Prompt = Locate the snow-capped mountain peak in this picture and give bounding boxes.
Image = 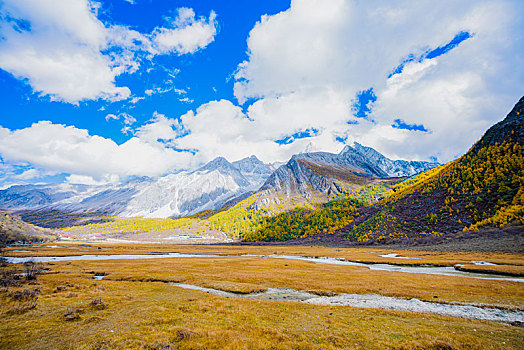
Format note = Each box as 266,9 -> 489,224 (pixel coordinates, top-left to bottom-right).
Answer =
0,144 -> 438,219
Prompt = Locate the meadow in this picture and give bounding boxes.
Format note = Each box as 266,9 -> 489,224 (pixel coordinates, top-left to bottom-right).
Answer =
1,243 -> 523,349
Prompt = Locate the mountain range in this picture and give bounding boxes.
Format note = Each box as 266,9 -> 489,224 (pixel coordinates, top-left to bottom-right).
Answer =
234,95 -> 524,243
0,144 -> 439,219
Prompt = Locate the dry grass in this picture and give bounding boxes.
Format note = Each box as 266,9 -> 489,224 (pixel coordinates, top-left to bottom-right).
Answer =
198,280 -> 267,294
2,245 -> 523,349
41,256 -> 524,308
455,264 -> 524,276
4,243 -> 524,264
0,272 -> 523,350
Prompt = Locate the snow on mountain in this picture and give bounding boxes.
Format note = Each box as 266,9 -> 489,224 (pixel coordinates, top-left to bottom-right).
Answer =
0,183 -> 92,210
0,155 -> 273,219
232,155 -> 273,188
0,146 -> 438,219
350,142 -> 440,177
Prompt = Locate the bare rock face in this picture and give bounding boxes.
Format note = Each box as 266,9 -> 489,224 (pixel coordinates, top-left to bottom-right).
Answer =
0,155 -> 272,219
0,143 -> 440,219
261,144 -> 440,196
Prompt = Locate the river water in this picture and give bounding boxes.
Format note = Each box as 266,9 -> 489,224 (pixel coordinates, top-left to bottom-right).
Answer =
4,252 -> 523,282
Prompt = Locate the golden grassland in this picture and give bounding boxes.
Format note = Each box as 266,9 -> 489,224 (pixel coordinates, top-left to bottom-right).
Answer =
454,264 -> 524,276
1,274 -> 522,350
0,252 -> 523,349
1,244 -> 524,349
4,242 -> 524,267
50,256 -> 524,308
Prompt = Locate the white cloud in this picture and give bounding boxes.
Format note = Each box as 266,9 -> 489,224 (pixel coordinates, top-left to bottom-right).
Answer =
14,168 -> 42,180
105,113 -> 119,121
122,113 -> 136,125
105,112 -> 136,130
135,112 -> 182,144
1,0 -> 523,185
173,97 -> 348,163
232,0 -> 524,162
152,8 -> 218,55
0,0 -> 130,103
0,121 -> 194,180
144,86 -> 187,96
129,96 -> 145,104
0,1 -> 217,103
66,174 -> 112,186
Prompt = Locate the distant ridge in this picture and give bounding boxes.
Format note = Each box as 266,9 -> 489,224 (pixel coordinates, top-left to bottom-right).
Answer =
261,143 -> 439,196
338,95 -> 524,241
0,144 -> 439,220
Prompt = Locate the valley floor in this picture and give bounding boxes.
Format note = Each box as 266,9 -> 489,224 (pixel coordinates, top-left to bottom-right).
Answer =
1,243 -> 523,349
267,225 -> 524,254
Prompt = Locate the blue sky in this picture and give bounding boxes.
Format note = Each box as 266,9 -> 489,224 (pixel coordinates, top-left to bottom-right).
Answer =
0,0 -> 290,144
0,0 -> 523,188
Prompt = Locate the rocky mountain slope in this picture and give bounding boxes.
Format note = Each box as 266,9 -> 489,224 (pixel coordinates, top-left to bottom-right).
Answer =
0,211 -> 56,244
262,144 -> 439,195
0,144 -> 438,221
0,156 -> 272,219
232,96 -> 523,243
251,144 -> 438,212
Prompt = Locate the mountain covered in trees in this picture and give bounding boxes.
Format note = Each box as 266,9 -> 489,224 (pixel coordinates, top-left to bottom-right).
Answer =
3,94 -> 520,244
341,95 -> 524,242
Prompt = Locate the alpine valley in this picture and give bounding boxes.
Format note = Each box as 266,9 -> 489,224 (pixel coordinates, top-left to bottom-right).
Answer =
1,97 -> 523,246
0,143 -> 436,219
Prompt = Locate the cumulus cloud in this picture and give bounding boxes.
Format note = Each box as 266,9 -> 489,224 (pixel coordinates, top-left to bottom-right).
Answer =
1,0 -> 523,184
233,0 -> 524,162
0,0 -> 131,103
0,1 -> 217,103
173,97 -> 349,163
0,121 -> 194,180
152,8 -> 218,55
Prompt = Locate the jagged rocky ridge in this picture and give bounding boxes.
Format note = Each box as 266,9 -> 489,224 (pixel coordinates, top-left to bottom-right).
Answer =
0,145 -> 438,219
262,143 -> 439,195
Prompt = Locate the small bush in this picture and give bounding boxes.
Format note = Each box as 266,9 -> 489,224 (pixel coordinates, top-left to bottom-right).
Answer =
0,269 -> 19,289
63,306 -> 80,321
142,341 -> 172,350
7,288 -> 39,314
90,297 -> 106,310
170,328 -> 196,343
23,261 -> 42,281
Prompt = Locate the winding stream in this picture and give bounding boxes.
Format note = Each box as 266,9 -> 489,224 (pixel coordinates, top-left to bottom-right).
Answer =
171,283 -> 524,323
4,251 -> 523,323
3,252 -> 524,282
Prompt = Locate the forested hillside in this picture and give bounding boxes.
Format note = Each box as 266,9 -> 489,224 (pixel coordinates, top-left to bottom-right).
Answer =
342,96 -> 524,242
